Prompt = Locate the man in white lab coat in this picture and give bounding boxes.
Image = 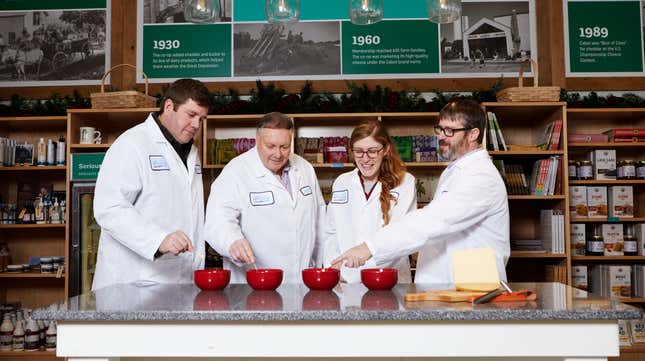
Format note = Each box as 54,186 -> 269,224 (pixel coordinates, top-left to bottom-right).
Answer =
92,79 -> 211,290
333,99 -> 510,283
205,112 -> 326,284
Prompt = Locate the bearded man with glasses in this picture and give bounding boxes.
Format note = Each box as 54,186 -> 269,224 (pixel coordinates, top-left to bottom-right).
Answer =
332,99 -> 510,285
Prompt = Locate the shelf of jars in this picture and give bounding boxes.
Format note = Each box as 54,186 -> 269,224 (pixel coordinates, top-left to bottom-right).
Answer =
0,166 -> 66,172
510,252 -> 567,259
572,256 -> 645,261
571,217 -> 645,223
488,150 -> 566,156
569,143 -> 645,149
0,224 -> 65,229
507,195 -> 567,200
570,180 -> 645,185
0,273 -> 64,279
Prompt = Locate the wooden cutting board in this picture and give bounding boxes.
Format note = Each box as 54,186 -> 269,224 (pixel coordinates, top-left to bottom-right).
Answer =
404,290 -> 487,302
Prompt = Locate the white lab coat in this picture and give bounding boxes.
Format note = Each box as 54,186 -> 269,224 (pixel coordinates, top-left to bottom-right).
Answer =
325,169 -> 416,283
92,114 -> 205,290
205,147 -> 326,284
365,149 -> 510,284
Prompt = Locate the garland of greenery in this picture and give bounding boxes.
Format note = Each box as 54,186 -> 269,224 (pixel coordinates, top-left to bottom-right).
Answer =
2,81 -> 645,117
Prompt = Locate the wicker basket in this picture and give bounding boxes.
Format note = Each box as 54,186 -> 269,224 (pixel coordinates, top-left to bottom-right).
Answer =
496,59 -> 560,102
91,64 -> 157,109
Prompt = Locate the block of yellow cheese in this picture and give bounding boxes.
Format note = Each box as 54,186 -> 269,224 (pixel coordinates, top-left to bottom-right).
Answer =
451,247 -> 500,292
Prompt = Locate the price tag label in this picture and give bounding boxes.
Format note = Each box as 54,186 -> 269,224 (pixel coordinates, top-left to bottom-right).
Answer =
566,1 -> 643,74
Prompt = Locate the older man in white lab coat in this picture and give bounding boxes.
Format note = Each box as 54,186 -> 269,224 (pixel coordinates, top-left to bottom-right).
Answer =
205,112 -> 326,284
333,99 -> 510,284
92,79 -> 211,290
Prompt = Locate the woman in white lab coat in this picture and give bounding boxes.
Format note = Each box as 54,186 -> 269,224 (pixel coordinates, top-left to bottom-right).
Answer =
326,120 -> 416,283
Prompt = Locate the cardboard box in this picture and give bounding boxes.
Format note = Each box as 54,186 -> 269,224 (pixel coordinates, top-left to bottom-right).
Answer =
572,266 -> 588,290
569,186 -> 588,219
602,223 -> 624,256
588,149 -> 616,180
608,186 -> 634,218
570,223 -> 586,256
587,186 -> 608,218
609,265 -> 631,298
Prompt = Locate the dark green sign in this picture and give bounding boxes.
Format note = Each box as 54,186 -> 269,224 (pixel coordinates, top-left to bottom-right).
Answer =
143,24 -> 232,78
567,1 -> 643,73
342,20 -> 439,74
70,153 -> 105,181
0,0 -> 105,10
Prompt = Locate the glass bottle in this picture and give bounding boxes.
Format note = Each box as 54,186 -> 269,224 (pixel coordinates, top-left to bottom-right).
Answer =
586,224 -> 604,256
623,224 -> 638,256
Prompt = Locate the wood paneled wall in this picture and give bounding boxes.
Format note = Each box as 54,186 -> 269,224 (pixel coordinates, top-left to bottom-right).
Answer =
0,0 -> 643,100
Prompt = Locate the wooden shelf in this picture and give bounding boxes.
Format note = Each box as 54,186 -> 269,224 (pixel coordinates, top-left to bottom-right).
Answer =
205,162 -> 449,169
570,217 -> 645,223
572,256 -> 645,261
613,297 -> 645,303
405,162 -> 449,168
622,343 -> 645,353
570,180 -> 645,185
569,142 -> 645,148
510,252 -> 567,258
507,195 -> 566,200
0,116 -> 66,127
483,102 -> 567,107
489,150 -> 565,156
0,166 -> 66,171
70,143 -> 111,149
0,350 -> 58,359
0,273 -> 64,279
0,223 -> 65,229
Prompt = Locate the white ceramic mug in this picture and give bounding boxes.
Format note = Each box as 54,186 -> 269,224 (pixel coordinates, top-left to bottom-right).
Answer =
80,127 -> 101,144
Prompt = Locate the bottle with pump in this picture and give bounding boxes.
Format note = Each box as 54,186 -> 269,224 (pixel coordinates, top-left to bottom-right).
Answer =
56,135 -> 66,166
46,139 -> 55,166
50,198 -> 60,224
36,138 -> 46,166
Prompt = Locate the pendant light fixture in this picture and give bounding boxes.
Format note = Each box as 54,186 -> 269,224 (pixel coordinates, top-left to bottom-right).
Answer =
427,0 -> 461,24
349,0 -> 384,25
184,0 -> 220,23
266,0 -> 300,24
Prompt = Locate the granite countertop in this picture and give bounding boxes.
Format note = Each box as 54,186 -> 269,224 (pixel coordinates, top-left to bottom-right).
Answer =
33,282 -> 642,322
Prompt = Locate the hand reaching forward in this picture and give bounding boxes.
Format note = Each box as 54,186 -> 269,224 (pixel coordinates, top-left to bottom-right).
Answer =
229,238 -> 256,264
158,230 -> 194,255
331,243 -> 372,268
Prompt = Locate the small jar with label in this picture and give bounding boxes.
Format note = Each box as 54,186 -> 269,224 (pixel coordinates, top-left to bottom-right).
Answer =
637,160 -> 645,180
568,160 -> 579,180
586,224 -> 605,256
617,160 -> 636,180
577,160 -> 593,180
623,224 -> 638,256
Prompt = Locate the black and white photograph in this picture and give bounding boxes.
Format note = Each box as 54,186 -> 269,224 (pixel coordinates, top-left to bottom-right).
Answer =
143,0 -> 232,23
440,1 -> 532,74
234,22 -> 340,77
0,10 -> 107,82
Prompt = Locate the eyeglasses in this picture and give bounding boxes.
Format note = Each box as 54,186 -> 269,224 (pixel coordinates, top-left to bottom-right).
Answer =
352,147 -> 384,159
433,125 -> 473,137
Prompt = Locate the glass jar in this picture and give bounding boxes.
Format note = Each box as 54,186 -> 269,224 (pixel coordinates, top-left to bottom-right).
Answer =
617,160 -> 636,180
623,224 -> 638,256
637,160 -> 645,180
577,160 -> 593,180
568,160 -> 579,180
586,224 -> 605,256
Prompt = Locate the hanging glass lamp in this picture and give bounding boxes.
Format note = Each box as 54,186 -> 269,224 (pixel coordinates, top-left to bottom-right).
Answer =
349,0 -> 383,25
427,0 -> 461,24
184,0 -> 220,23
266,0 -> 300,24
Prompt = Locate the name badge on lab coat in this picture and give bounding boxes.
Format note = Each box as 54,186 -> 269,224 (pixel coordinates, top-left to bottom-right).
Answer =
149,155 -> 170,171
331,189 -> 348,204
249,191 -> 275,206
300,186 -> 312,196
194,164 -> 202,174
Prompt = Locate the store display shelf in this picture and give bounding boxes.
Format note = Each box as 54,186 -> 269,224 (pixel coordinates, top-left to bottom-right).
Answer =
489,150 -> 565,156
507,195 -> 567,200
510,252 -> 567,258
0,166 -> 66,172
0,116 -> 66,127
621,343 -> 645,353
569,179 -> 645,185
572,256 -> 645,261
0,223 -> 65,229
569,142 -> 645,148
571,217 -> 645,223
0,350 -> 57,359
70,143 -> 111,149
0,273 -> 64,279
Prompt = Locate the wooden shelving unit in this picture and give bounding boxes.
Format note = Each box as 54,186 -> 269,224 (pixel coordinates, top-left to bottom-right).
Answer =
0,224 -> 65,229
572,256 -> 645,261
0,273 -> 64,278
0,166 -> 66,171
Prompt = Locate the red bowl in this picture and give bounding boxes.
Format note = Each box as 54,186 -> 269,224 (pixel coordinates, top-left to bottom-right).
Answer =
246,269 -> 283,291
193,291 -> 230,310
246,290 -> 283,310
302,268 -> 340,290
360,268 -> 398,291
194,269 -> 230,291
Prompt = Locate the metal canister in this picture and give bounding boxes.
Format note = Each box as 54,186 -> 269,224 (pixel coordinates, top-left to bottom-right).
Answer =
568,160 -> 579,180
577,160 -> 593,180
617,160 -> 636,180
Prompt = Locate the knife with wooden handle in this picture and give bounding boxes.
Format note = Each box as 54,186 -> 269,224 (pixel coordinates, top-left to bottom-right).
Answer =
471,288 -> 505,304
